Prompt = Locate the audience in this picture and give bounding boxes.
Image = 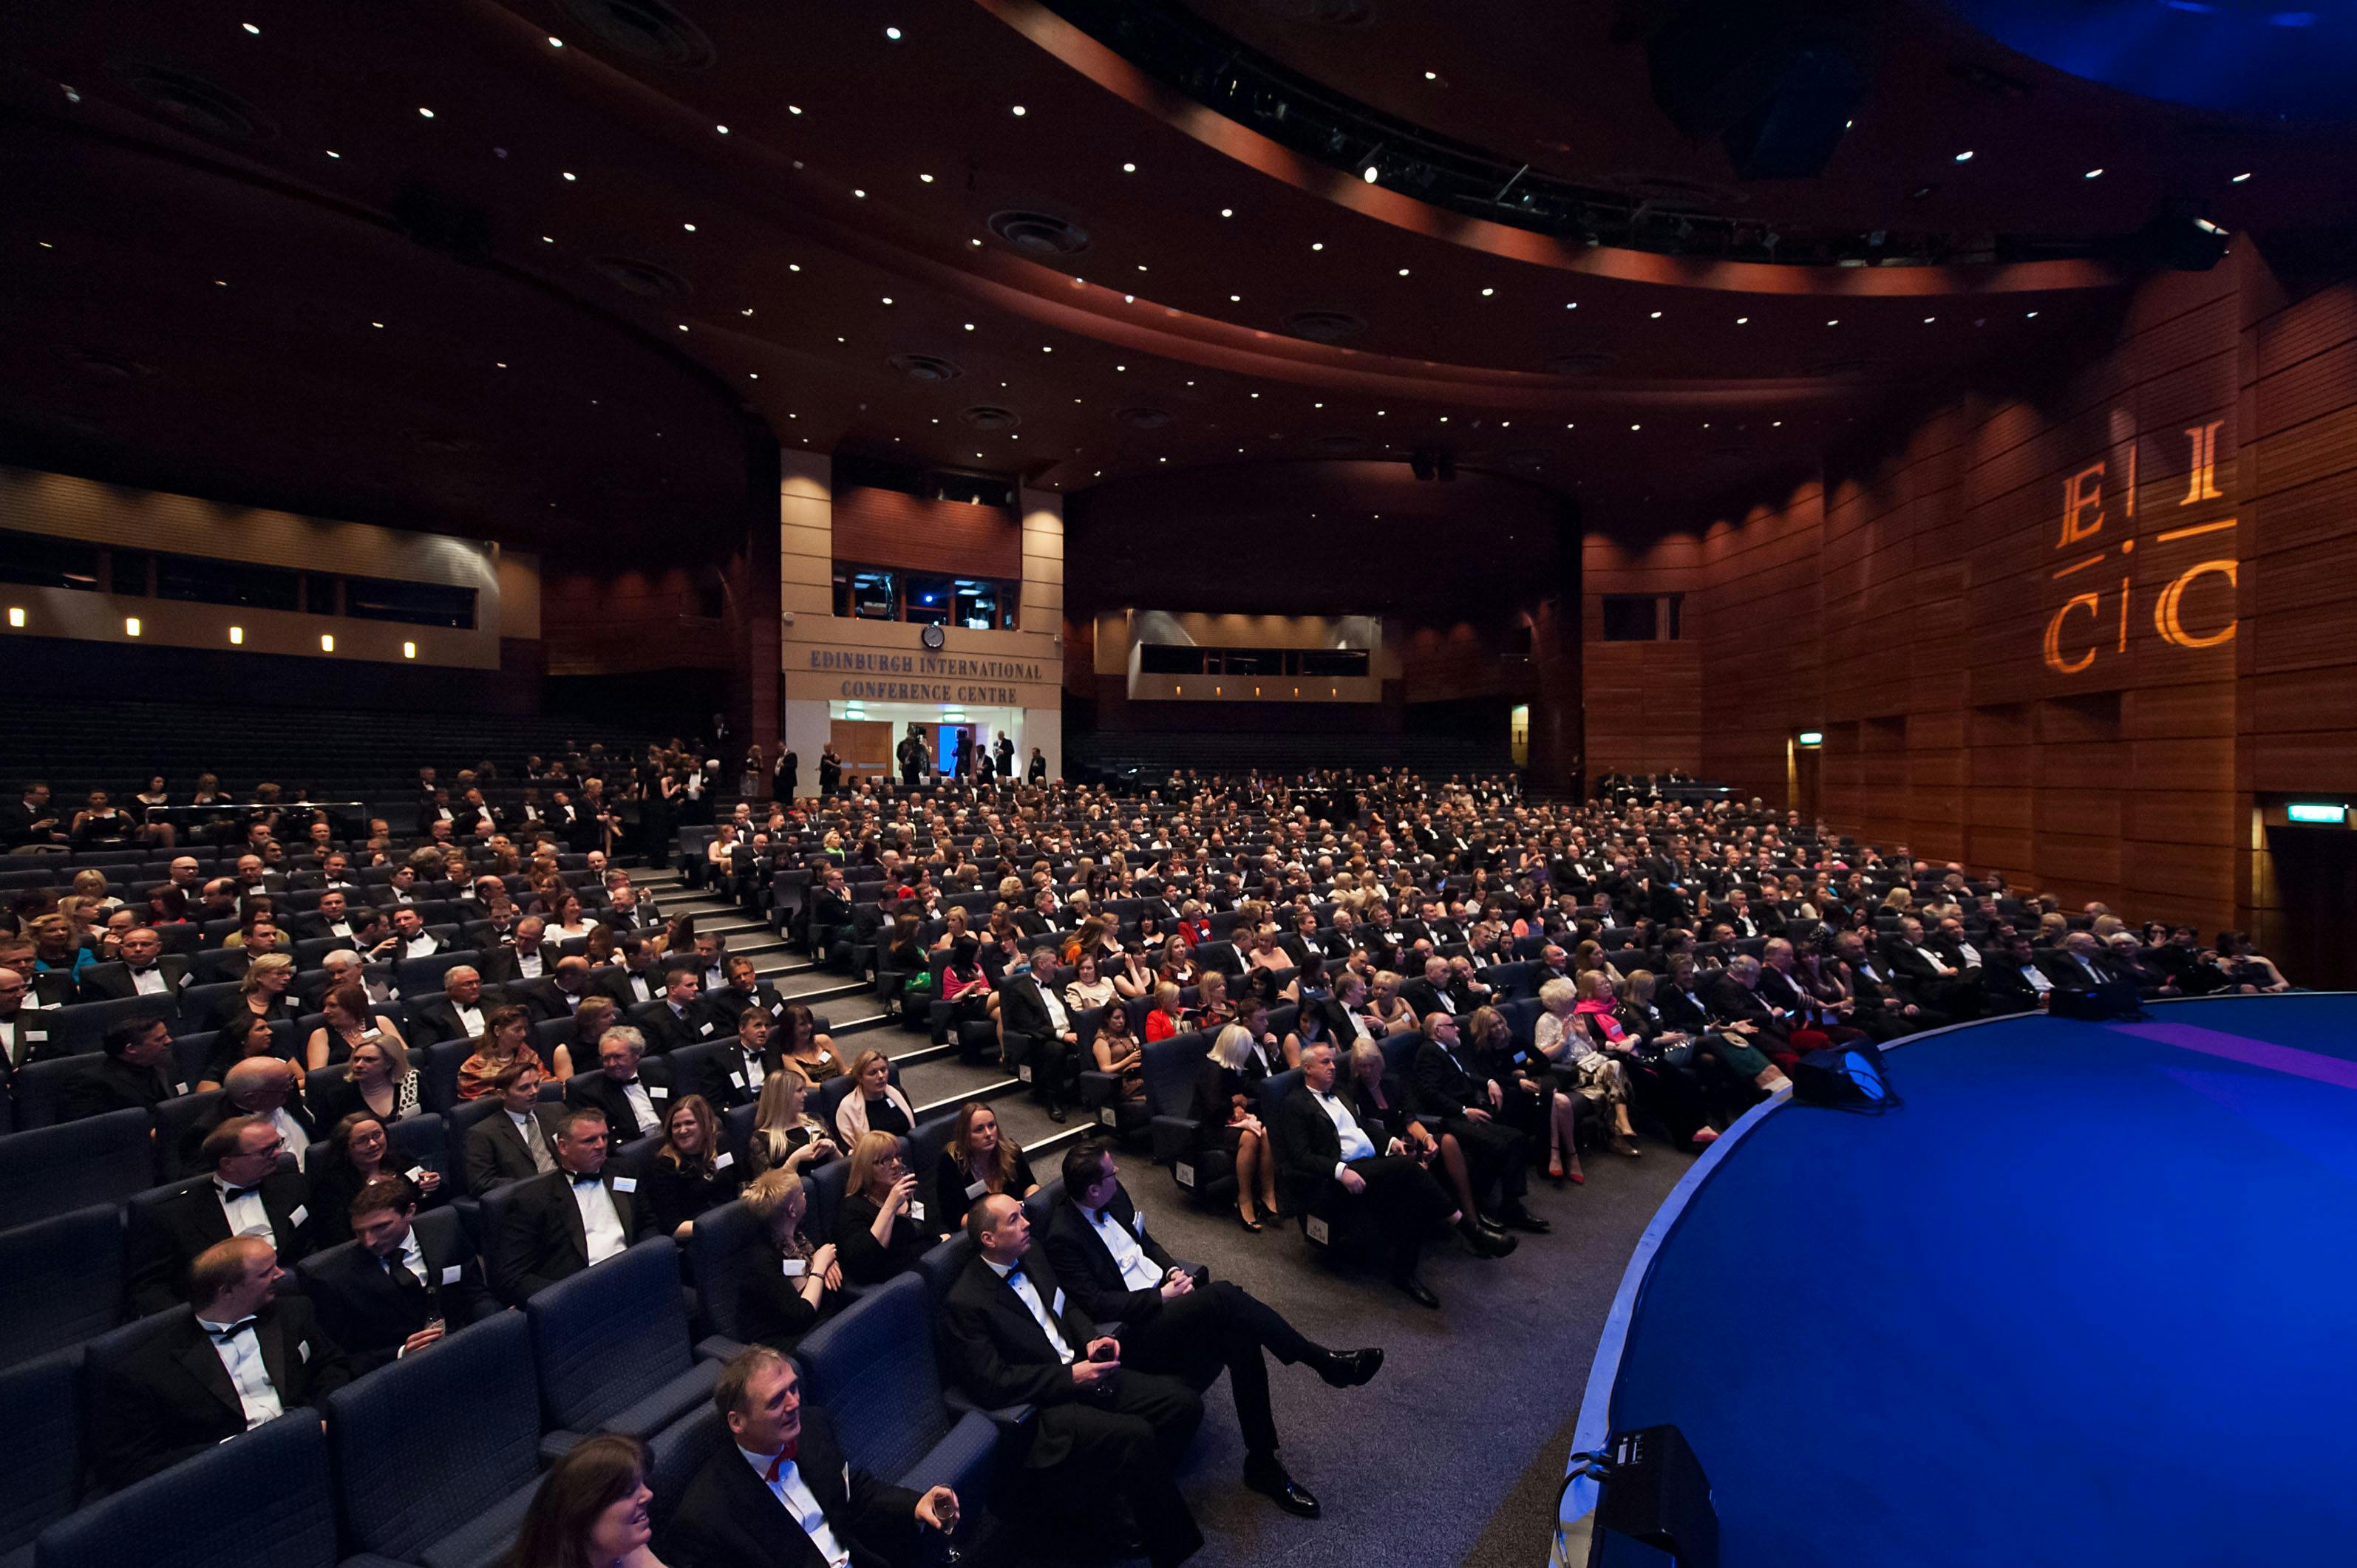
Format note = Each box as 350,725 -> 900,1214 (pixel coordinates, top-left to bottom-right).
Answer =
742,1068 -> 839,1179
832,1130 -> 928,1286
732,1168 -> 840,1350
831,1049 -> 915,1144
463,1057 -> 563,1190
305,1176 -> 486,1374
642,1093 -> 741,1241
490,1105 -> 646,1304
931,1100 -> 1037,1238
513,1433 -> 664,1568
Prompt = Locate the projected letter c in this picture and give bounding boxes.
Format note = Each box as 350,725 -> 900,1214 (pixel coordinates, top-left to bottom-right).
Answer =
2043,593 -> 2102,674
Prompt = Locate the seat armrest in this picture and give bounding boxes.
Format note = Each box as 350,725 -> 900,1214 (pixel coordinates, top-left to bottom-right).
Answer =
694,1334 -> 746,1363
942,1386 -> 1036,1431
1149,1115 -> 1197,1166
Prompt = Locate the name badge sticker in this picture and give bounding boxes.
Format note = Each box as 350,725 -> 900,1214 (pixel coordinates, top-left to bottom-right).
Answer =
441,1264 -> 463,1285
783,1257 -> 808,1278
289,1204 -> 309,1227
714,1151 -> 735,1170
965,1179 -> 987,1200
611,1176 -> 638,1193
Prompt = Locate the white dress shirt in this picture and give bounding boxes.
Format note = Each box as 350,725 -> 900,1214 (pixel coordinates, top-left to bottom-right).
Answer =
452,1002 -> 486,1037
1953,941 -> 1982,967
514,949 -> 545,980
569,1174 -> 627,1264
2020,964 -> 2054,994
627,972 -> 654,1004
1039,982 -> 1071,1032
197,1315 -> 283,1429
510,1108 -> 558,1174
393,1227 -> 429,1287
1083,1204 -> 1160,1292
984,1256 -> 1075,1363
403,934 -> 440,958
129,964 -> 171,996
1311,1087 -> 1377,1177
216,1176 -> 276,1245
619,1077 -> 656,1133
737,1446 -> 850,1568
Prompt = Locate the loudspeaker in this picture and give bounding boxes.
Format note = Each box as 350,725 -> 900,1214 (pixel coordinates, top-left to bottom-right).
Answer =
1792,1040 -> 1894,1108
1591,1424 -> 1719,1568
2049,981 -> 2146,1021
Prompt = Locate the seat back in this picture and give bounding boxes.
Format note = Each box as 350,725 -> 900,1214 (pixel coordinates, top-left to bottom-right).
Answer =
154,1090 -> 228,1182
806,1152 -> 853,1247
442,1097 -> 506,1197
51,995 -> 181,1057
685,1198 -> 762,1342
1378,1030 -> 1426,1083
396,949 -> 482,999
0,1350 -> 81,1559
0,1204 -> 125,1368
1140,1029 -> 1208,1123
644,1403 -> 729,1544
37,1408 -> 336,1568
526,1236 -> 693,1434
11,1055 -> 98,1132
916,1232 -> 972,1301
387,1112 -> 446,1188
1257,1067 -> 1304,1126
0,1111 -> 155,1230
796,1274 -> 950,1482
328,1310 -> 540,1562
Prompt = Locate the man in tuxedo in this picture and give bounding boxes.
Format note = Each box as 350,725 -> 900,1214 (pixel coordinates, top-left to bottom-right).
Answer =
698,1009 -> 785,1112
180,1057 -> 318,1175
1884,917 -> 1983,1021
128,1114 -> 316,1314
2042,931 -> 2127,992
1412,1014 -> 1548,1234
293,890 -> 364,946
686,931 -> 733,996
477,915 -> 560,986
638,967 -> 722,1054
367,906 -> 443,964
461,1058 -> 565,1192
567,1025 -> 674,1142
665,1346 -> 957,1568
1831,932 -> 1945,1040
90,1237 -> 350,1493
524,955 -> 602,1023
998,946 -> 1081,1124
416,788 -> 458,839
303,1177 -> 488,1374
1718,887 -> 1778,941
806,870 -> 853,954
1042,1141 -> 1379,1516
1703,956 -> 1797,1060
1983,934 -> 2055,1015
0,965 -> 64,1076
713,955 -> 789,1023
408,964 -> 499,1048
76,926 -> 191,999
1398,955 -> 1460,1020
58,1017 -> 187,1123
489,1106 -> 645,1304
1271,1043 -> 1500,1307
936,1195 -> 1204,1568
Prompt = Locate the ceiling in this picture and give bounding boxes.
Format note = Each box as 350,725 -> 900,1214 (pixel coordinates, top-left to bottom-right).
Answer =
0,0 -> 2346,550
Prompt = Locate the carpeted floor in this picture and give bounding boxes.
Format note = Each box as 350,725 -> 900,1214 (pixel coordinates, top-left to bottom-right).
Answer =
1087,1139 -> 1695,1568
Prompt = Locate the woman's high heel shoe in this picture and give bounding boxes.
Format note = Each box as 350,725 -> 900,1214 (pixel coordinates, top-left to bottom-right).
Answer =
1236,1210 -> 1263,1233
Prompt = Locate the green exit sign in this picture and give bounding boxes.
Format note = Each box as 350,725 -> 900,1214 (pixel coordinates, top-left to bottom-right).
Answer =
2288,802 -> 2348,825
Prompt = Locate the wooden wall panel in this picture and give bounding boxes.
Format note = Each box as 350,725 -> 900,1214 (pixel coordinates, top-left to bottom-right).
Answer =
1575,242 -> 2357,944
831,487 -> 1022,580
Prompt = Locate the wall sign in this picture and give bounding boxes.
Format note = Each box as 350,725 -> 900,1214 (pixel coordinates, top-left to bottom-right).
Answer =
2043,419 -> 2239,675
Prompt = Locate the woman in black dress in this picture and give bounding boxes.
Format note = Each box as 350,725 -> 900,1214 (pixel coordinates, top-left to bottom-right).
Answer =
834,1131 -> 927,1285
735,1168 -> 840,1350
642,1094 -> 744,1241
307,1114 -> 439,1247
1190,1023 -> 1279,1232
931,1101 -> 1037,1238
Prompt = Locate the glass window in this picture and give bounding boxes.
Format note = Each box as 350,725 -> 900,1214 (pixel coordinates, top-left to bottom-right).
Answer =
831,562 -> 1016,627
1139,644 -> 1205,675
111,549 -> 153,597
156,553 -> 302,611
1601,596 -> 1659,641
0,530 -> 102,591
1217,647 -> 1285,676
905,574 -> 954,627
344,576 -> 477,629
1299,649 -> 1370,678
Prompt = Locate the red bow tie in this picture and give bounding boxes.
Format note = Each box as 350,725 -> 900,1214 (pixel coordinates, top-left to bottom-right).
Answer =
763,1443 -> 799,1482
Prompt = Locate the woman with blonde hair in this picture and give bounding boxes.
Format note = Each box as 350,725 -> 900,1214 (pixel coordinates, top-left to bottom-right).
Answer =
1191,1023 -> 1279,1231
834,1130 -> 925,1284
744,1068 -> 839,1179
1365,970 -> 1417,1035
831,1049 -> 916,1143
735,1168 -> 840,1349
234,952 -> 298,1026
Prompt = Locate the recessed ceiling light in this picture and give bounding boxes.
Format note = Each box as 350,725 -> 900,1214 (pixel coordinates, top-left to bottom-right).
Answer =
494,360 -> 507,368
715,124 -> 728,134
962,322 -> 975,331
741,307 -> 754,316
1565,422 -> 1575,429
1826,318 -> 1839,326
562,171 -> 577,181
1310,242 -> 1324,252
1439,415 -> 1449,422
242,21 -> 262,35
1735,316 -> 1749,324
2027,310 -> 2039,318
1923,316 -> 1936,323
1229,293 -> 1241,301
1220,208 -> 1234,218
2084,168 -> 2103,179
789,104 -> 803,115
1954,149 -> 1974,162
1136,264 -> 1148,272
2232,171 -> 2252,183
1630,423 -> 1640,431
540,235 -> 554,244
548,34 -> 564,47
1042,345 -> 1052,352
1121,162 -> 1136,173
1251,392 -> 1260,398
678,324 -> 689,332
884,25 -> 902,40
749,372 -> 758,379
370,320 -> 384,328
1773,420 -> 1783,426
326,149 -> 341,158
788,263 -> 800,273
418,106 -> 435,118
1480,287 -> 1495,297
1565,301 -> 1578,309
880,296 -> 894,305
1115,364 -> 1126,371
1010,105 -> 1027,117
684,222 -> 697,232
853,188 -> 866,197
1650,310 -> 1662,318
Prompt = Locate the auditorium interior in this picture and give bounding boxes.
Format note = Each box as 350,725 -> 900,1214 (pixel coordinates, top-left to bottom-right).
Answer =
4,3 -> 2356,1567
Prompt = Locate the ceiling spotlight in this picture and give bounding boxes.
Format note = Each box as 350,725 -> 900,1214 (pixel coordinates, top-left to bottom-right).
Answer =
1826,318 -> 1839,326
540,234 -> 554,243
1480,287 -> 1494,297
1650,310 -> 1663,318
1398,267 -> 1410,276
853,188 -> 866,197
1042,345 -> 1053,352
494,360 -> 508,367
370,320 -> 384,329
1011,105 -> 1026,117
562,171 -> 577,181
2232,171 -> 2253,183
418,106 -> 435,118
678,323 -> 689,332
683,222 -> 697,232
2084,168 -> 2103,179
1735,316 -> 1749,324
789,104 -> 803,115
1363,164 -> 1380,183
2026,310 -> 2040,318
1923,316 -> 1936,323
326,149 -> 341,158
1565,301 -> 1578,309
962,322 -> 974,330
1220,208 -> 1234,218
1121,162 -> 1137,173
1773,420 -> 1783,426
715,123 -> 728,134
1310,242 -> 1324,252
242,21 -> 261,35
1630,423 -> 1641,431
548,34 -> 562,47
1954,149 -> 1974,162
788,263 -> 800,271
1230,293 -> 1242,301
884,25 -> 902,39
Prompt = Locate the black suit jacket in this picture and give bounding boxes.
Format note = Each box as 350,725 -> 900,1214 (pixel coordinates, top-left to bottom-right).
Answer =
58,1055 -> 188,1124
1040,1185 -> 1179,1326
2041,950 -> 2126,991
409,992 -> 511,1050
76,957 -> 193,1001
696,1043 -> 786,1112
126,1170 -> 316,1315
520,976 -> 600,1023
638,998 -> 724,1054
596,965 -> 666,1012
474,941 -> 562,987
1411,1034 -> 1499,1120
490,1168 -> 646,1303
996,974 -> 1071,1043
301,1207 -> 489,1374
936,1249 -> 1101,1463
1271,1081 -> 1361,1215
565,1059 -> 676,1142
1398,978 -> 1455,1020
662,1402 -> 921,1568
461,1102 -> 568,1193
89,1299 -> 350,1493
1983,961 -> 2051,1015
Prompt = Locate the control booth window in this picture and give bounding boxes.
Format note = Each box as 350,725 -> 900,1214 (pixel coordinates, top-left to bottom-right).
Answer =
831,563 -> 1018,630
1137,644 -> 1371,678
0,528 -> 102,591
1601,593 -> 1684,642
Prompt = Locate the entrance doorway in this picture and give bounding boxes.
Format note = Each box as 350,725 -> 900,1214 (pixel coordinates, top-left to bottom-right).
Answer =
2262,825 -> 2357,991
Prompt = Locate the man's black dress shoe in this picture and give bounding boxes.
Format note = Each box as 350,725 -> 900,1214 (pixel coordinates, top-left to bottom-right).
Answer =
1244,1457 -> 1322,1518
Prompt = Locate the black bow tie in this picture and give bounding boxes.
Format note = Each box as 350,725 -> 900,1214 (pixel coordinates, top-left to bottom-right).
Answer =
220,1184 -> 261,1202
208,1317 -> 257,1341
570,1173 -> 602,1188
